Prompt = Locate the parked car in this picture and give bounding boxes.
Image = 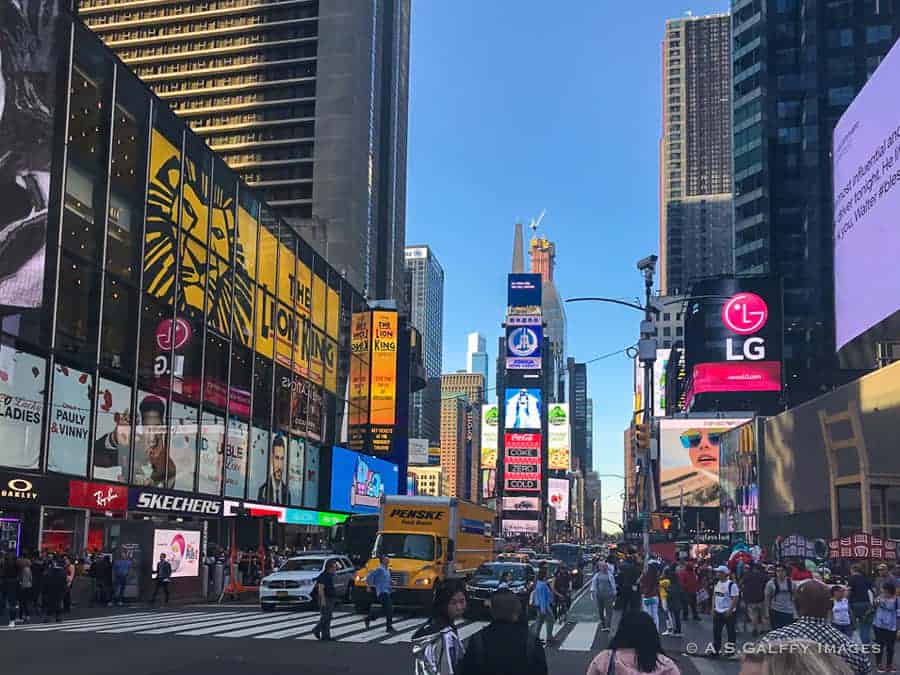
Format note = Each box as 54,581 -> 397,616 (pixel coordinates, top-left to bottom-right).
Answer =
259,554 -> 355,611
465,562 -> 535,618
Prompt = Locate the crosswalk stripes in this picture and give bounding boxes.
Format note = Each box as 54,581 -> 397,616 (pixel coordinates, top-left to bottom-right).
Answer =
12,609 -> 613,652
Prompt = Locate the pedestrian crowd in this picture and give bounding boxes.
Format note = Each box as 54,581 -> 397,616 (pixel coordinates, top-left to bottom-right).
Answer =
0,550 -> 79,627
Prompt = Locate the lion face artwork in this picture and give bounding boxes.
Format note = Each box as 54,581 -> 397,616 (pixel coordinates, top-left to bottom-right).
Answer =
143,131 -> 252,344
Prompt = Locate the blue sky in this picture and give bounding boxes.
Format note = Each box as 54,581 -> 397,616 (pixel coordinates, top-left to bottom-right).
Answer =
405,1 -> 728,529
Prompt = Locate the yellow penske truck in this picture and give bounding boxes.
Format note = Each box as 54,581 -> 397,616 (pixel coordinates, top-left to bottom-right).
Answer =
352,495 -> 495,610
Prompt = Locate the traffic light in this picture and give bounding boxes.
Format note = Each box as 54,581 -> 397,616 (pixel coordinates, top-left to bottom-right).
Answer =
634,423 -> 651,452
649,512 -> 680,539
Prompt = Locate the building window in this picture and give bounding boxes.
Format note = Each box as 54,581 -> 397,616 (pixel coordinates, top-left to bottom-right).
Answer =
866,25 -> 892,44
828,86 -> 856,106
47,362 -> 93,476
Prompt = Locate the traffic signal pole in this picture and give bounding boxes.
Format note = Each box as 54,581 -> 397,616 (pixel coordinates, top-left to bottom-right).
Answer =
639,258 -> 656,568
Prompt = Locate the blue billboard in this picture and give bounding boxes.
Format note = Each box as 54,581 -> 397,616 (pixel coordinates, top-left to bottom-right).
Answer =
507,273 -> 542,313
504,388 -> 542,430
330,446 -> 399,514
506,321 -> 542,370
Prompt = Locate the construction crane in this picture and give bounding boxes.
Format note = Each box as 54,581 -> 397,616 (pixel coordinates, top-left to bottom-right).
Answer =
529,209 -> 546,235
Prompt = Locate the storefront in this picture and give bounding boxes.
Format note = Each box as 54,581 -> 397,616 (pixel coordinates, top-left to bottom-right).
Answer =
126,487 -> 221,600
0,471 -> 68,555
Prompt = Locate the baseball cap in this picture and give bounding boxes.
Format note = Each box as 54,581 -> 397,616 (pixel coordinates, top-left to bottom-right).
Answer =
715,565 -> 730,574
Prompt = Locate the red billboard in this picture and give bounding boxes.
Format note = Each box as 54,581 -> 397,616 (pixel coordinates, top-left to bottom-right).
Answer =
504,432 -> 541,492
68,480 -> 129,513
686,361 -> 782,405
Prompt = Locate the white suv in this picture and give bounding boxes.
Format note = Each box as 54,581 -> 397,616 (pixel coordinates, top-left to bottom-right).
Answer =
259,555 -> 355,611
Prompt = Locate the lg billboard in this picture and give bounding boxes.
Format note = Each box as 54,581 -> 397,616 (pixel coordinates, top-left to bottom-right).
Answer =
684,277 -> 783,410
833,37 -> 900,352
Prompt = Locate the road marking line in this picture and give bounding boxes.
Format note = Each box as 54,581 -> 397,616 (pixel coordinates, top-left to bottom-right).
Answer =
211,614 -> 323,638
47,612 -> 203,633
456,621 -> 489,641
130,612 -> 264,635
256,613 -> 364,639
18,612 -> 161,631
559,621 -> 598,651
177,613 -> 307,636
295,614 -> 380,640
342,617 -> 423,643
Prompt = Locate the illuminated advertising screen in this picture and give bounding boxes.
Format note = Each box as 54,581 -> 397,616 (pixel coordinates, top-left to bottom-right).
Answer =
329,446 -> 399,514
502,496 -> 540,512
480,404 -> 499,469
506,319 -> 542,370
548,478 -> 570,521
504,432 -> 541,492
507,273 -> 542,314
504,388 -> 542,430
502,519 -> 539,536
719,421 -> 759,534
654,349 -> 671,417
683,277 -> 782,407
834,38 -> 900,349
0,346 -> 45,470
547,403 -> 570,470
152,529 -> 201,578
369,311 -> 398,426
348,310 -> 399,455
0,0 -> 60,310
659,417 -> 750,508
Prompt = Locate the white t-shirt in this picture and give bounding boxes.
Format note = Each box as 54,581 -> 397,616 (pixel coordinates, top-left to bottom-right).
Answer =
832,598 -> 851,626
714,579 -> 739,614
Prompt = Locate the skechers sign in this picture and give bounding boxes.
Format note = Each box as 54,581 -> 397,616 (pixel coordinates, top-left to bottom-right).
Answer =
506,319 -> 542,370
129,488 -> 222,516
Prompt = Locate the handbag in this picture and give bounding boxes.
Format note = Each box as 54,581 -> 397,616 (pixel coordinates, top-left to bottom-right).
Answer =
606,648 -> 617,675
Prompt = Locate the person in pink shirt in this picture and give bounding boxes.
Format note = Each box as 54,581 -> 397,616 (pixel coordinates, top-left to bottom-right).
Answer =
586,611 -> 681,675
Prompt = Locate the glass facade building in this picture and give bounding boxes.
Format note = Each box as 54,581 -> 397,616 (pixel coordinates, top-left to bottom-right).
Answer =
0,0 -> 366,558
731,0 -> 900,405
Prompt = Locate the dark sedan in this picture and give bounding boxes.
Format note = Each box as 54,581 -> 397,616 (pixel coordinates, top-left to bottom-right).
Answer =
465,562 -> 535,617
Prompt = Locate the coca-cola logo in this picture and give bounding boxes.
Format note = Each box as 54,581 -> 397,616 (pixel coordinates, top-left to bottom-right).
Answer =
156,318 -> 193,351
721,292 -> 768,335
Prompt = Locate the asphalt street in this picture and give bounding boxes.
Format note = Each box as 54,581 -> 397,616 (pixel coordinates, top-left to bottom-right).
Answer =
1,592 -> 741,675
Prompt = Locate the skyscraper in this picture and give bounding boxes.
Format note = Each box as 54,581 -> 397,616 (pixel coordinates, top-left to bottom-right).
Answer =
731,0 -> 900,405
466,332 -> 488,382
660,13 -> 733,296
440,372 -> 485,501
568,358 -> 590,471
405,246 -> 444,443
80,0 -> 411,303
530,236 -> 566,402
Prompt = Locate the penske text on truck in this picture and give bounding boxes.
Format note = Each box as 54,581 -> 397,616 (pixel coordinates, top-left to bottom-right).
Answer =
352,495 -> 494,609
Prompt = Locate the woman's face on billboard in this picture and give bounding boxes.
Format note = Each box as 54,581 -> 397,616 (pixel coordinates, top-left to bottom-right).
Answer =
681,428 -> 723,473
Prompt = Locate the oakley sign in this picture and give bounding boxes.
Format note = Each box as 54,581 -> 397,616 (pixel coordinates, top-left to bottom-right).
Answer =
723,292 -> 769,362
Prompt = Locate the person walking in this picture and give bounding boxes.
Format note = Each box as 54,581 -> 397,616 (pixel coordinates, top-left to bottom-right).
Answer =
618,555 -> 642,614
112,551 -> 131,606
30,551 -> 45,620
1,553 -> 18,627
661,566 -> 683,637
872,581 -> 897,673
759,580 -> 871,675
531,567 -> 557,646
639,563 -> 662,631
586,611 -> 681,675
458,589 -> 547,675
590,561 -> 617,632
312,559 -> 338,641
62,555 -> 74,613
764,564 -> 795,631
848,564 -> 875,644
364,554 -> 395,633
740,561 -> 769,637
831,585 -> 853,638
412,581 -> 467,674
711,565 -> 739,658
678,562 -> 701,621
17,557 -> 33,623
150,553 -> 172,605
42,555 -> 65,623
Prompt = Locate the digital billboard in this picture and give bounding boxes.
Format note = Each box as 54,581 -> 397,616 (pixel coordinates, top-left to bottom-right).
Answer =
502,519 -> 539,536
348,310 -> 399,455
504,388 -> 542,430
833,37 -> 900,349
502,496 -> 540,512
480,404 -> 499,469
719,421 -> 759,535
654,349 -> 671,417
507,273 -> 542,314
659,417 -> 750,508
547,403 -> 570,470
506,319 -> 542,370
504,432 -> 541,492
548,478 -> 570,521
152,529 -> 201,578
330,446 -> 399,514
683,277 -> 783,407
0,0 -> 60,309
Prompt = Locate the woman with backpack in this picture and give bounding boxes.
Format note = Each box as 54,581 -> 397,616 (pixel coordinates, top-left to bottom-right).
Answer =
765,564 -> 796,630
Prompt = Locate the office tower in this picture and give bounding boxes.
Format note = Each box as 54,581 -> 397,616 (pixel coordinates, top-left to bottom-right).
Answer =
586,398 -> 593,468
408,466 -> 442,497
80,0 -> 411,303
440,372 -> 484,501
466,332 -> 488,382
660,13 -> 733,296
567,358 -> 590,472
650,295 -> 686,350
405,246 -> 444,442
731,0 -> 900,405
530,236 -> 566,402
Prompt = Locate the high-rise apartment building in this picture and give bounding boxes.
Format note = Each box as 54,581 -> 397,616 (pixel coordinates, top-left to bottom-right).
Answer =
80,0 -> 410,303
731,0 -> 900,405
530,237 -> 566,402
405,246 -> 444,443
408,465 -> 442,497
440,372 -> 484,501
660,13 -> 733,296
567,358 -> 590,472
466,332 -> 488,382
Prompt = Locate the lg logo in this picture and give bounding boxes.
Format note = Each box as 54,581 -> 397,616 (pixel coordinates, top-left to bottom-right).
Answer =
722,292 -> 769,361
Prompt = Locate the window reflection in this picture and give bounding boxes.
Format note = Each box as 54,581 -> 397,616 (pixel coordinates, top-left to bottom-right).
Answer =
47,363 -> 93,476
